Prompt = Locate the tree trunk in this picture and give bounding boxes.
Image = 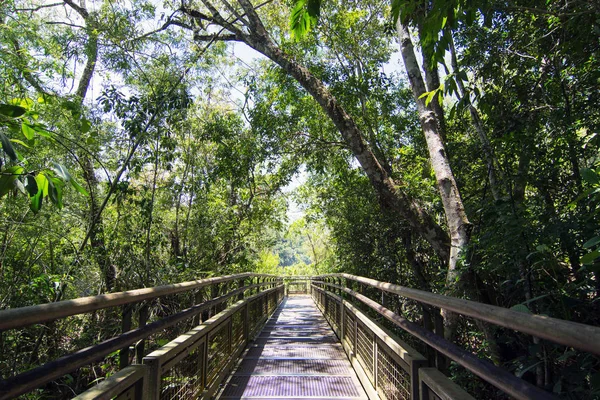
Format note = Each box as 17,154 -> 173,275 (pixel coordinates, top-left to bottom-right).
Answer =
66,0 -> 116,292
183,1 -> 451,262
396,21 -> 471,287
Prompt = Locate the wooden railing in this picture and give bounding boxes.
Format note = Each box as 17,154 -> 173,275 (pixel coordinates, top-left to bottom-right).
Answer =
3,272 -> 599,400
283,276 -> 310,295
311,274 -> 600,400
0,273 -> 282,399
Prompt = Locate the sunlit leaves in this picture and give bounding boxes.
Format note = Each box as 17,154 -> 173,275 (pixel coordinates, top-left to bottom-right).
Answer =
290,0 -> 321,39
0,104 -> 27,118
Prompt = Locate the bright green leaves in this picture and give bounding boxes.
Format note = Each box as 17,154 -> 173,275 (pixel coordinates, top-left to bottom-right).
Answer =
575,160 -> 600,271
0,167 -> 79,213
0,166 -> 24,197
581,167 -> 599,185
53,162 -> 89,196
418,69 -> 468,108
0,104 -> 27,118
29,173 -> 48,213
290,0 -> 321,39
0,97 -> 89,213
21,122 -> 36,140
0,131 -> 18,161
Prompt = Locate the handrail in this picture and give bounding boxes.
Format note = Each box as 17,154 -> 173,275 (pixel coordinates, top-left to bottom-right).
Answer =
0,273 -> 277,331
0,279 -> 282,400
315,273 -> 600,355
312,282 -> 555,400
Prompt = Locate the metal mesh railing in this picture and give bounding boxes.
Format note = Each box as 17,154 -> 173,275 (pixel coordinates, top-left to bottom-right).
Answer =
377,342 -> 411,400
356,321 -> 375,384
160,344 -> 204,400
310,282 -> 428,400
232,307 -> 245,350
143,285 -> 284,400
343,307 -> 356,352
207,321 -> 231,386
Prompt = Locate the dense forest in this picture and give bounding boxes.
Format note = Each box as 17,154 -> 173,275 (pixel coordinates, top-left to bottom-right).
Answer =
0,0 -> 599,398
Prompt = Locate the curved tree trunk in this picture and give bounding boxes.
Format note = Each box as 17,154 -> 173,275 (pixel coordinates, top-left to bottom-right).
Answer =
396,21 -> 471,287
181,1 -> 451,262
65,0 -> 116,292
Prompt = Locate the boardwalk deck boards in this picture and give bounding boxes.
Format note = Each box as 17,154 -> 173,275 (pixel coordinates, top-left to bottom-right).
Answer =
219,296 -> 369,400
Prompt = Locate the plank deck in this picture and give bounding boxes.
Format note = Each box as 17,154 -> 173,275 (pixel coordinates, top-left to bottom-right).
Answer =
219,296 -> 369,400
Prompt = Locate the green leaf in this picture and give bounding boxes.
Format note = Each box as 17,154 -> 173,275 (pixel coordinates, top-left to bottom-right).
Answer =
24,174 -> 38,196
0,166 -> 24,197
581,168 -> 599,185
581,250 -> 600,264
29,173 -> 48,213
81,118 -> 91,134
441,16 -> 448,29
510,304 -> 531,314
14,178 -> 26,195
391,0 -> 401,23
583,236 -> 600,249
36,172 -> 49,196
425,90 -> 437,106
52,163 -> 72,182
290,0 -> 320,39
48,177 -> 63,209
516,360 -> 542,378
0,132 -> 18,161
10,138 -> 30,148
70,176 -> 89,196
22,123 -> 36,140
53,162 -> 88,196
0,104 -> 26,118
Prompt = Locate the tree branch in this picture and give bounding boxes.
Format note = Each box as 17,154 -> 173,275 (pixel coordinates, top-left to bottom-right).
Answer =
15,2 -> 63,12
44,21 -> 86,29
134,17 -> 196,41
194,33 -> 238,41
62,0 -> 88,18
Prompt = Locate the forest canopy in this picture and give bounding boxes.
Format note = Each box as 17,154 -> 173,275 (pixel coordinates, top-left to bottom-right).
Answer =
0,0 -> 599,397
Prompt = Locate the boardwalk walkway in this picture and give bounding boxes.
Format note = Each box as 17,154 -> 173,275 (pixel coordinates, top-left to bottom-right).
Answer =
219,295 -> 368,400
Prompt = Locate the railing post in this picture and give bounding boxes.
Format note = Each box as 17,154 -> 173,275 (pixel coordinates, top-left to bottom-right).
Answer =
433,308 -> 448,372
422,304 -> 436,366
201,287 -> 210,322
143,356 -> 161,400
210,283 -> 219,316
135,302 -> 149,364
373,338 -> 379,393
238,278 -> 245,301
193,290 -> 203,325
243,301 -> 249,343
120,304 -> 132,369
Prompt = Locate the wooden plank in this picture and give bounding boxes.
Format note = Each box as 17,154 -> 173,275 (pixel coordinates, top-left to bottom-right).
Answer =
419,368 -> 475,400
72,365 -> 147,400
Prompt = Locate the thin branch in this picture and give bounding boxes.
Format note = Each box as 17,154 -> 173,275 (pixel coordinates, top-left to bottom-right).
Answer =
221,0 -> 250,26
15,2 -> 64,12
45,21 -> 86,29
133,12 -> 196,41
194,33 -> 238,41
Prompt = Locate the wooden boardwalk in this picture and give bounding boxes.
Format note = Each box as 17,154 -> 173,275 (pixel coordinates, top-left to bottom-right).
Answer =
219,295 -> 369,400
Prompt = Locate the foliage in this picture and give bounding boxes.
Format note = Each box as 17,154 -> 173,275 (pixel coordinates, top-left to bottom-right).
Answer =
0,0 -> 599,398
